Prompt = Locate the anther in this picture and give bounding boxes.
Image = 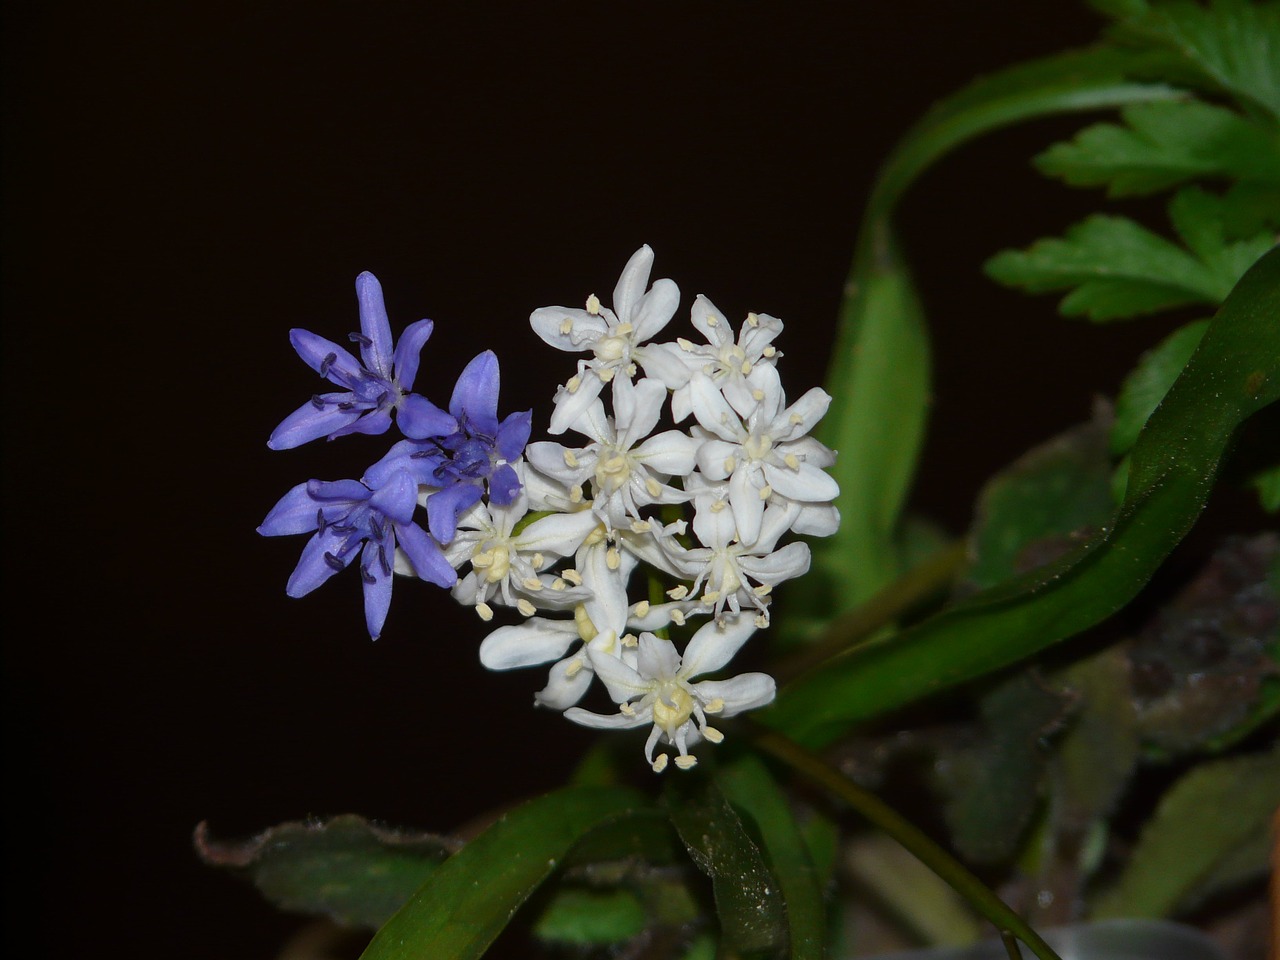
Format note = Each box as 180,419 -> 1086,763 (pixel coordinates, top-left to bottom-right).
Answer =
566,375 -> 581,393
632,600 -> 650,617
360,564 -> 376,584
585,294 -> 601,315
704,698 -> 725,713
702,727 -> 725,744
337,401 -> 356,411
670,609 -> 687,626
522,577 -> 543,591
762,345 -> 776,357
320,352 -> 337,376
323,552 -> 345,571
606,548 -> 621,570
644,477 -> 662,498
476,602 -> 494,621
517,599 -> 536,617
759,485 -> 773,500
348,332 -> 372,346
315,508 -> 327,533
310,394 -> 326,409
667,585 -> 688,600
651,754 -> 669,773
531,553 -> 545,568
563,449 -> 579,468
746,312 -> 759,327
563,569 -> 583,585
674,755 -> 698,770
784,453 -> 800,469
560,317 -> 573,335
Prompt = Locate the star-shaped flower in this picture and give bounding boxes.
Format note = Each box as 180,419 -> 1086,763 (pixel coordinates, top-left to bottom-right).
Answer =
268,272 -> 455,449
257,468 -> 456,638
565,617 -> 775,772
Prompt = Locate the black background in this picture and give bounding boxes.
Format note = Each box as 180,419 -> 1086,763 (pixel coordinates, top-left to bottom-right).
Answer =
3,3 -> 1196,956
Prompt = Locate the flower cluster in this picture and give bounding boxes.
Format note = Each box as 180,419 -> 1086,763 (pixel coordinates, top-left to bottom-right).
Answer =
260,248 -> 839,771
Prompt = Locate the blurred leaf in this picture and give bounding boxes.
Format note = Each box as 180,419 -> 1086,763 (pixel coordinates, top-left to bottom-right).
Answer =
561,807 -> 684,870
1035,99 -> 1280,196
194,815 -> 458,930
984,197 -> 1261,321
359,786 -> 648,960
1169,186 -> 1279,284
787,45 -> 1182,636
1111,319 -> 1209,455
767,247 -> 1280,748
662,772 -> 787,958
936,674 -> 1073,864
1093,746 -> 1280,918
1250,462 -> 1280,510
1050,648 -> 1141,837
1135,0 -> 1280,121
717,754 -> 827,960
532,887 -> 646,946
965,413 -> 1115,591
1129,533 -> 1280,755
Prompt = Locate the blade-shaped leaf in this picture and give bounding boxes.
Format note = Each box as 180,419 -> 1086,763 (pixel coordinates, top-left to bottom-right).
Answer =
1034,99 -> 1280,196
1111,319 -> 1208,455
532,887 -> 646,946
195,815 -> 458,930
1093,746 -> 1280,918
662,772 -> 787,958
359,786 -> 648,960
1250,462 -> 1280,510
716,754 -> 827,960
766,246 -> 1280,748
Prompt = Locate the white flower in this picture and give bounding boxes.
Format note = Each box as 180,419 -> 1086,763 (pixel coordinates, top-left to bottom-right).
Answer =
530,245 -> 691,434
526,377 -> 699,530
565,617 -> 775,772
444,477 -> 598,619
671,295 -> 785,421
689,372 -> 839,546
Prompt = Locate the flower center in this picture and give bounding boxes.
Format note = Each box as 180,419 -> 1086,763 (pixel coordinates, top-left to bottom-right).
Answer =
594,450 -> 632,495
743,433 -> 773,461
595,334 -> 630,363
471,544 -> 511,583
651,682 -> 695,736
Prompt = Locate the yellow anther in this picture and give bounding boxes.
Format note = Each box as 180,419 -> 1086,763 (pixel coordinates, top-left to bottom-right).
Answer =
784,453 -> 800,469
620,701 -> 636,716
674,755 -> 698,770
704,697 -> 725,713
702,726 -> 725,744
598,366 -> 615,383
522,577 -> 543,591
667,585 -> 688,600
704,314 -> 718,327
476,602 -> 494,621
585,293 -> 601,314
753,388 -> 765,400
677,337 -> 694,352
606,547 -> 621,570
790,412 -> 803,425
574,604 -> 597,641
702,590 -> 720,603
651,754 -> 669,773
740,360 -> 752,375
566,375 -> 581,393
517,598 -> 536,617
759,485 -> 773,500
746,312 -> 759,327
621,633 -> 638,647
753,583 -> 773,596
671,609 -> 687,626
563,449 -> 579,468
630,519 -> 652,533
723,456 -> 736,473
531,552 -> 545,568
616,322 -> 633,336
552,578 -> 566,590
563,568 -> 583,585
566,658 -> 584,678
559,317 -> 573,335
645,477 -> 662,498
762,345 -> 776,357
710,499 -> 727,513
632,600 -> 650,617
570,484 -> 584,503
755,613 -> 770,628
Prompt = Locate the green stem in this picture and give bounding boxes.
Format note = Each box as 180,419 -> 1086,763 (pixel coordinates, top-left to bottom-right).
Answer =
742,721 -> 1062,960
774,541 -> 966,684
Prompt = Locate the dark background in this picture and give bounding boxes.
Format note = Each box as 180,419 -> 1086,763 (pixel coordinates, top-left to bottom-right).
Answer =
2,2 -> 1191,956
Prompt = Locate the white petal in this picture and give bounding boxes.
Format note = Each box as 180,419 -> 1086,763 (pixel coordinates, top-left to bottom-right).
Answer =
730,465 -> 765,547
790,502 -> 841,537
631,278 -> 680,342
614,377 -> 666,449
530,306 -> 607,351
564,706 -> 651,730
548,373 -> 606,435
536,655 -> 595,710
612,245 -> 655,324
636,633 -> 681,680
590,646 -> 655,703
775,387 -> 832,439
691,497 -> 737,550
764,460 -> 839,503
634,430 -> 700,476
740,541 -> 811,585
695,438 -> 740,481
688,373 -> 743,442
680,614 -> 758,678
515,509 -> 601,557
526,441 -> 590,486
578,540 -> 630,637
635,341 -> 694,389
479,619 -> 578,669
755,500 -> 802,553
693,672 -> 776,715
690,294 -> 732,347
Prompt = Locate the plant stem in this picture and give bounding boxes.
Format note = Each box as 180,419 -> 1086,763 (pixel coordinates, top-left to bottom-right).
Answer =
742,721 -> 1062,960
774,541 -> 966,683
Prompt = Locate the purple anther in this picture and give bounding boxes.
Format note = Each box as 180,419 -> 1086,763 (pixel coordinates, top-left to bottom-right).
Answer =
319,352 -> 337,377
323,551 -> 345,571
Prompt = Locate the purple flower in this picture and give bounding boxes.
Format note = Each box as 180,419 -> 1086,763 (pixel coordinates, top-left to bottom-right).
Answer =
365,350 -> 532,543
267,272 -> 456,450
257,468 -> 457,639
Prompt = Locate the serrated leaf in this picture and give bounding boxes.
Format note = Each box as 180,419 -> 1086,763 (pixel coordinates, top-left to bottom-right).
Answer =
1168,186 -> 1279,282
766,247 -> 1280,748
966,413 -> 1116,591
1140,0 -> 1280,121
986,213 -> 1229,321
1093,747 -> 1280,918
194,815 -> 458,929
359,786 -> 649,960
532,887 -> 646,946
1250,462 -> 1280,510
716,754 -> 827,960
662,772 -> 787,958
1112,319 -> 1209,455
1035,99 -> 1280,196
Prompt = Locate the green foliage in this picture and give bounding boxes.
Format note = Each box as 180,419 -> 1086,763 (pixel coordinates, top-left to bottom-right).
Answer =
194,816 -> 457,930
358,786 -> 649,960
1251,462 -> 1280,510
984,188 -> 1274,321
766,248 -> 1280,747
1093,746 -> 1280,918
1034,99 -> 1280,196
532,887 -> 647,945
662,771 -> 789,958
1111,319 -> 1208,454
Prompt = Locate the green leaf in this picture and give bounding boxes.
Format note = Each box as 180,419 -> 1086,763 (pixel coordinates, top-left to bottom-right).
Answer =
1137,0 -> 1280,121
1168,186 -> 1279,285
662,772 -> 787,958
1250,462 -> 1280,510
716,755 -> 827,960
1111,319 -> 1209,455
1093,746 -> 1280,918
1034,99 -> 1280,196
194,816 -> 457,930
532,887 -> 646,946
965,413 -> 1116,591
765,247 -> 1280,748
359,786 -> 649,960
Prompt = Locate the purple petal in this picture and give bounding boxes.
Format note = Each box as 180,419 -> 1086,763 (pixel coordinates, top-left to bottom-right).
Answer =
488,462 -> 522,506
368,469 -> 418,524
288,329 -> 364,386
258,482 -> 320,537
395,521 -> 457,587
327,407 -> 393,440
355,272 -> 395,379
364,438 -> 442,488
449,351 -> 500,431
397,393 -> 456,440
392,318 -> 434,391
360,538 -> 395,639
306,478 -> 370,502
267,397 -> 362,450
426,482 -> 483,543
496,410 -> 533,461
286,528 -> 357,597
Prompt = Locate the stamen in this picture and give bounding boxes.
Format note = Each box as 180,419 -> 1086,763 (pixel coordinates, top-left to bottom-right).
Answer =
704,314 -> 718,327
704,698 -> 725,714
644,477 -> 662,498
710,499 -> 727,513
790,412 -> 803,425
562,569 -> 583,585
348,332 -> 372,346
598,367 -> 615,383
629,519 -> 651,534
368,516 -> 385,540
620,701 -> 636,716
753,583 -> 773,597
759,485 -> 773,500
784,453 -> 800,469
337,401 -> 356,411
676,337 -> 694,352
724,456 -> 737,473
560,317 -> 574,335
569,485 -> 584,503
563,449 -> 579,468
755,613 -> 770,628
606,548 -> 621,570
762,345 -> 777,358
565,659 -> 583,678
566,375 -> 581,393
522,577 -> 543,591
651,754 -> 669,773
585,294 -> 601,315
670,609 -> 687,626
702,727 -> 725,744
753,388 -> 765,400
740,360 -> 752,375
517,599 -> 536,617
360,564 -> 376,584
476,602 -> 494,621
674,755 -> 698,770
320,352 -> 337,376
632,600 -> 650,617
378,545 -> 392,576
323,552 -> 345,571
315,508 -> 327,533
666,585 -> 688,600
310,394 -> 326,409
531,553 -> 545,568
746,312 -> 760,327
551,578 -> 566,590
621,633 -> 638,647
